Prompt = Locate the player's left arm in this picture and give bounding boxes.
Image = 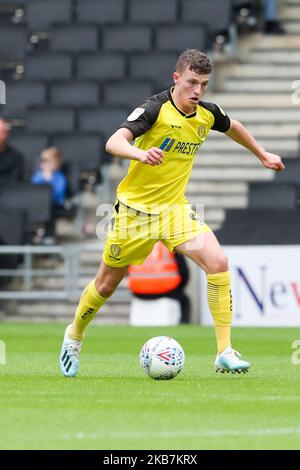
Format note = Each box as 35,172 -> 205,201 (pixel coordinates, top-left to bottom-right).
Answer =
225,119 -> 285,172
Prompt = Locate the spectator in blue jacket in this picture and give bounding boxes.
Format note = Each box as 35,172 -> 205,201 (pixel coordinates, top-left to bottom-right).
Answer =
264,0 -> 285,34
32,147 -> 67,207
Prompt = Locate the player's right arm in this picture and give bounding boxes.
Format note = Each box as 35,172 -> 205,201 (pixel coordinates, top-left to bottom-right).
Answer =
105,128 -> 163,166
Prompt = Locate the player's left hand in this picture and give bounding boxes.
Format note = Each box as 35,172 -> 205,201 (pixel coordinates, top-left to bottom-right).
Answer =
260,152 -> 285,172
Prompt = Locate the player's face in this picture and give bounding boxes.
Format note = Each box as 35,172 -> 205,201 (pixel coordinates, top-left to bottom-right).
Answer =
173,67 -> 210,113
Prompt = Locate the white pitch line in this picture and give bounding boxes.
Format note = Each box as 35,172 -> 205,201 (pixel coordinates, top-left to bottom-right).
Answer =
63,427 -> 300,441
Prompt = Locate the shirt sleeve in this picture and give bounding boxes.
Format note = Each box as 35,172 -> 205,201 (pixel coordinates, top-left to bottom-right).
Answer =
119,96 -> 162,139
200,101 -> 231,133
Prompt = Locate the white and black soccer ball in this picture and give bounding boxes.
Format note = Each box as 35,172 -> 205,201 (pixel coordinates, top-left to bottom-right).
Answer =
140,336 -> 185,380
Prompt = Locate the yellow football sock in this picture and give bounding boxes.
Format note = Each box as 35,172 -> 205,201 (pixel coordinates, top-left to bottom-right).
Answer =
68,280 -> 108,341
207,271 -> 232,353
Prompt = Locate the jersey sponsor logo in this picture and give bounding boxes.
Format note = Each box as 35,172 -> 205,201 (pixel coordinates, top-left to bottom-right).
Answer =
127,107 -> 145,121
160,137 -> 176,151
173,141 -> 201,156
197,125 -> 207,139
110,244 -> 121,258
160,138 -> 201,155
171,124 -> 181,129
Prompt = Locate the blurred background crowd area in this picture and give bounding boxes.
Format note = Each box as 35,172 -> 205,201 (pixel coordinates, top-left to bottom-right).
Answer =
0,0 -> 300,324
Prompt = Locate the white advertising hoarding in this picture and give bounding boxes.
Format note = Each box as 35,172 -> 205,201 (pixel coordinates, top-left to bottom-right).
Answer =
200,246 -> 300,326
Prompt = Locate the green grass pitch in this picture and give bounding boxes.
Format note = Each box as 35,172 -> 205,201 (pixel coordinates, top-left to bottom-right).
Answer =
0,323 -> 300,450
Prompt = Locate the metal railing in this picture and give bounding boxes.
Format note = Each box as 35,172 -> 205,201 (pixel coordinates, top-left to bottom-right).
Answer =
0,244 -> 103,300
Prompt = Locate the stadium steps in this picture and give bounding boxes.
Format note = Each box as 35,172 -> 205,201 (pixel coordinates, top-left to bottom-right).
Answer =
189,0 -> 300,230
224,78 -> 296,93
249,49 -> 300,63
222,108 -> 300,123
225,63 -> 300,78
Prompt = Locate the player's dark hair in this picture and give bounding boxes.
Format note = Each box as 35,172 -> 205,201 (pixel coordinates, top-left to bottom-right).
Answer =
175,49 -> 212,75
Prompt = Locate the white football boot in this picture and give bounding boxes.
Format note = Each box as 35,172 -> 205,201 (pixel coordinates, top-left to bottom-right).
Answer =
215,347 -> 250,374
59,324 -> 82,377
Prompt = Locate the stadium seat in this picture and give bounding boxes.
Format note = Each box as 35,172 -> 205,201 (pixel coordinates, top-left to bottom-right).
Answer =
76,0 -> 126,24
0,26 -> 27,61
0,207 -> 26,246
78,108 -> 128,138
0,207 -> 26,274
216,208 -> 300,245
0,183 -> 52,226
181,0 -> 231,33
26,0 -> 73,30
9,132 -> 49,178
129,0 -> 177,23
249,182 -> 299,209
274,158 -> 300,184
26,53 -> 73,80
103,81 -> 153,108
0,81 -> 46,119
103,26 -> 152,52
50,81 -> 99,107
129,53 -> 177,89
76,53 -> 126,80
155,26 -> 207,52
50,25 -> 98,53
51,134 -> 102,173
27,107 -> 75,133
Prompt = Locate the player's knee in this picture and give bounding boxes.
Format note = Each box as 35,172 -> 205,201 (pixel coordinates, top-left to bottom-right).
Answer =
209,254 -> 228,273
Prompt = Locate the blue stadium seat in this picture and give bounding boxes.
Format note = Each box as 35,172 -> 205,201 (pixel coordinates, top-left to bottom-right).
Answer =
129,53 -> 177,89
103,81 -> 153,108
27,107 -> 75,133
155,26 -> 207,52
50,25 -> 98,52
76,53 -> 126,81
103,26 -> 152,52
26,0 -> 73,30
50,81 -> 99,107
26,53 -> 73,80
1,81 -> 46,118
78,107 -> 128,139
76,0 -> 126,24
129,0 -> 177,23
181,0 -> 231,33
0,26 -> 27,61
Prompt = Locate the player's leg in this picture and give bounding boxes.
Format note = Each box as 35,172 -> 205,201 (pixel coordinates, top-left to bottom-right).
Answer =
68,261 -> 128,341
59,262 -> 127,377
175,231 -> 232,348
173,230 -> 249,373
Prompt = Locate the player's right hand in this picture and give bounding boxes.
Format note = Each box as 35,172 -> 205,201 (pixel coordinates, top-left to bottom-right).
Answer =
139,147 -> 164,166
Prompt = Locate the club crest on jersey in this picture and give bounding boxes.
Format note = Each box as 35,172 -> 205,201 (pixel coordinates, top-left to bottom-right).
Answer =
127,107 -> 145,121
197,126 -> 207,139
110,244 -> 121,258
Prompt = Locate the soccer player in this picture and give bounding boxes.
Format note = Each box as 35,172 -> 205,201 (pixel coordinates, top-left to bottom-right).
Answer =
59,49 -> 284,377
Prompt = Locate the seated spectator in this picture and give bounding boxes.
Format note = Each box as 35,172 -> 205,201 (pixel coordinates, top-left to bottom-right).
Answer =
264,0 -> 285,34
32,147 -> 67,207
32,147 -> 68,243
0,118 -> 24,186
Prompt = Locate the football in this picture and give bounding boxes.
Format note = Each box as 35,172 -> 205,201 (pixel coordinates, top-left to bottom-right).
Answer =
140,336 -> 185,380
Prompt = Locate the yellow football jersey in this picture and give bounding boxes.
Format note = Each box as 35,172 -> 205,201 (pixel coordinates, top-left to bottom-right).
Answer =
117,88 -> 230,214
